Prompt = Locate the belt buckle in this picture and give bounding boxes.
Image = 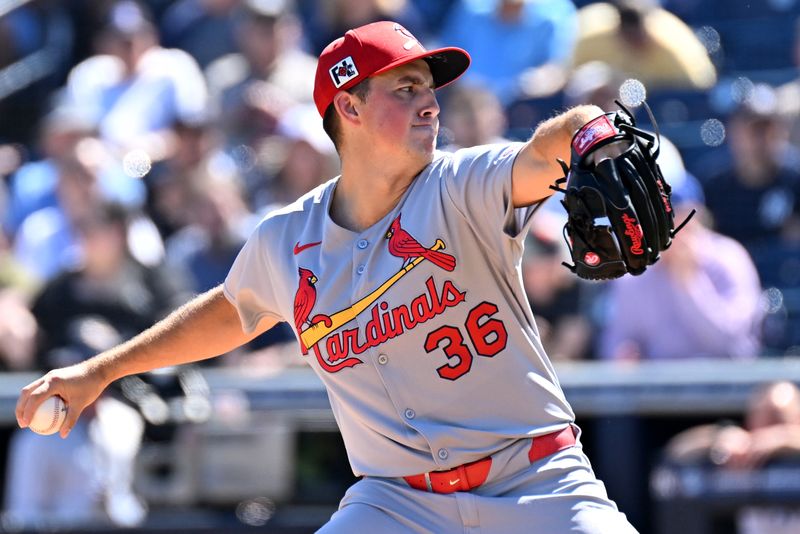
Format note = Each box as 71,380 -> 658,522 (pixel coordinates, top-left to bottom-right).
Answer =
424,472 -> 433,492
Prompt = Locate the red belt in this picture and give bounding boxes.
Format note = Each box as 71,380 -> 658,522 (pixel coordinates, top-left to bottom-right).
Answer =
403,426 -> 576,494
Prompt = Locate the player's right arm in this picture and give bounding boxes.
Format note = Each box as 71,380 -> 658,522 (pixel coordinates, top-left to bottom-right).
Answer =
15,284 -> 278,438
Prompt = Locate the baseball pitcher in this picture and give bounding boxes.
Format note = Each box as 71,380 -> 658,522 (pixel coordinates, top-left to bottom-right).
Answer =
17,20 -> 682,533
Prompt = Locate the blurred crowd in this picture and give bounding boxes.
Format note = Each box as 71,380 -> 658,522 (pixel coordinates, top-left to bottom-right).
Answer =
0,0 -> 800,529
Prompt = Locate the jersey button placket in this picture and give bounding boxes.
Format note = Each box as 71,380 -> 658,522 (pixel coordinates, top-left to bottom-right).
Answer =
404,408 -> 416,420
437,448 -> 449,460
377,353 -> 388,365
355,239 -> 368,276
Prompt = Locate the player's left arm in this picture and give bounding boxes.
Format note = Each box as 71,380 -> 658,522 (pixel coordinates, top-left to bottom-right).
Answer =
510,105 -> 605,207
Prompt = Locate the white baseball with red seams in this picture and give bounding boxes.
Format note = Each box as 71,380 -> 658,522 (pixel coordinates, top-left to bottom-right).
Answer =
28,395 -> 68,435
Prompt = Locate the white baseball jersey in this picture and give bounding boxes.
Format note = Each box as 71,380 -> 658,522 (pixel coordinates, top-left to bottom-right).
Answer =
224,142 -> 575,478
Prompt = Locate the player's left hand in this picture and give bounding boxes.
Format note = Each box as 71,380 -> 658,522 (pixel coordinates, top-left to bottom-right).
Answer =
550,101 -> 694,280
585,140 -> 626,165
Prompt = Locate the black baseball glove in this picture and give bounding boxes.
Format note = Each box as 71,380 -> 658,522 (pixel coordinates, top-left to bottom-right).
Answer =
550,101 -> 693,280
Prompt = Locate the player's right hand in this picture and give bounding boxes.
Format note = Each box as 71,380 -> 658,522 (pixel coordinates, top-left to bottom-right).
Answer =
15,361 -> 108,439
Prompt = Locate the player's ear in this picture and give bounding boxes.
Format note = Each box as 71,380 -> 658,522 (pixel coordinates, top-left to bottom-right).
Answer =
333,92 -> 360,126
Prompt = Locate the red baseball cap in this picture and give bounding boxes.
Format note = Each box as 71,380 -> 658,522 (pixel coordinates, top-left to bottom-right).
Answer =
313,21 -> 471,117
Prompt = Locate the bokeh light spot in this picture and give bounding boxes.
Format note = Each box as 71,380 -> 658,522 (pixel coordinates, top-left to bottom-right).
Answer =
122,149 -> 152,178
619,79 -> 647,107
700,119 -> 726,147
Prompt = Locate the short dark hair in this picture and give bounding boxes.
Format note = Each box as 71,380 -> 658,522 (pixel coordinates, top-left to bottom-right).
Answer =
322,79 -> 371,152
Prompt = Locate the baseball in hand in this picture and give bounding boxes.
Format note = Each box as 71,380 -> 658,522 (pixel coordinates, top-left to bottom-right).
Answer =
29,395 -> 68,435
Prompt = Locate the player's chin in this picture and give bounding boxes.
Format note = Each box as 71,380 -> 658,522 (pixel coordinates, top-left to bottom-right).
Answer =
410,126 -> 438,151
406,144 -> 436,169
413,142 -> 437,161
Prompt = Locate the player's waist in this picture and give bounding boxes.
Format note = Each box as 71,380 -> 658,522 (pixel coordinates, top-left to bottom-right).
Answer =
401,425 -> 578,494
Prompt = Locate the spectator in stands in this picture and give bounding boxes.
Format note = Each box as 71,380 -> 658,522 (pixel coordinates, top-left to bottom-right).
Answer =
0,288 -> 37,372
165,170 -> 258,294
0,0 -> 75,146
439,85 -> 509,151
702,93 -> 800,286
0,230 -> 37,372
62,0 -> 209,155
3,105 -> 145,240
522,210 -> 593,361
159,0 -> 240,69
12,148 -> 161,282
2,202 -> 184,530
438,0 -> 577,104
0,231 -> 38,528
254,104 -> 338,210
205,0 -> 318,147
664,381 -> 800,534
403,0 -> 458,35
572,0 -> 716,91
303,0 -> 426,55
30,202 -> 190,363
164,167 -> 297,354
4,381 -> 146,529
599,140 -> 764,361
777,16 -> 800,155
562,60 -> 626,110
144,116 -> 222,240
12,153 -> 109,281
666,381 -> 800,468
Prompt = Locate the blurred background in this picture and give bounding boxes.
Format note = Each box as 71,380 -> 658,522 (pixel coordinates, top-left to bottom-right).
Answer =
0,0 -> 800,532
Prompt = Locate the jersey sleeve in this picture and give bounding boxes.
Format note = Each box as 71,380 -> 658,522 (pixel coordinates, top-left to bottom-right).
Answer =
223,220 -> 285,333
442,142 -> 540,247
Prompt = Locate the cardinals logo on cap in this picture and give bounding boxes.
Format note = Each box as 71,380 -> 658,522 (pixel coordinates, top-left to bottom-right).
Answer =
392,23 -> 415,39
330,56 -> 359,88
393,23 -> 420,50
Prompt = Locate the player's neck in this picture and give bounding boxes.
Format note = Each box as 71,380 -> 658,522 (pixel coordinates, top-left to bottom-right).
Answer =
331,159 -> 424,232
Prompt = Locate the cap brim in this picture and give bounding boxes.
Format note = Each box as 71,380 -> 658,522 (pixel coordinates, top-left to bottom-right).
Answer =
372,47 -> 471,89
424,48 -> 471,88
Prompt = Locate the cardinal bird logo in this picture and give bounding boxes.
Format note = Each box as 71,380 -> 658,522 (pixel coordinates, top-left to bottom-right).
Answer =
385,214 -> 456,271
294,267 -> 318,354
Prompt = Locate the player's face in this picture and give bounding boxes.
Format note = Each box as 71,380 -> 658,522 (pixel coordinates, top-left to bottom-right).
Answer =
359,60 -> 440,163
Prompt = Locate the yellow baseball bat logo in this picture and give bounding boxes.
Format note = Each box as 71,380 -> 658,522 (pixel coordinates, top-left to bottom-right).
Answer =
300,239 -> 446,349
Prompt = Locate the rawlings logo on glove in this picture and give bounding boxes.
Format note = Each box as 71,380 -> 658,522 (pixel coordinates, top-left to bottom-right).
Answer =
572,115 -> 617,156
621,214 -> 644,255
550,101 -> 694,281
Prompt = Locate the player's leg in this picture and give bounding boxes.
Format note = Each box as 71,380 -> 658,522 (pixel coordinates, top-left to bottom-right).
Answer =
318,502 -> 408,533
318,476 -> 462,533
473,438 -> 639,533
320,429 -> 637,533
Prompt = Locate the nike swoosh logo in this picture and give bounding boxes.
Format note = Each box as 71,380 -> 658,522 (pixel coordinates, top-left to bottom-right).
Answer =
294,241 -> 322,255
448,479 -> 460,486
